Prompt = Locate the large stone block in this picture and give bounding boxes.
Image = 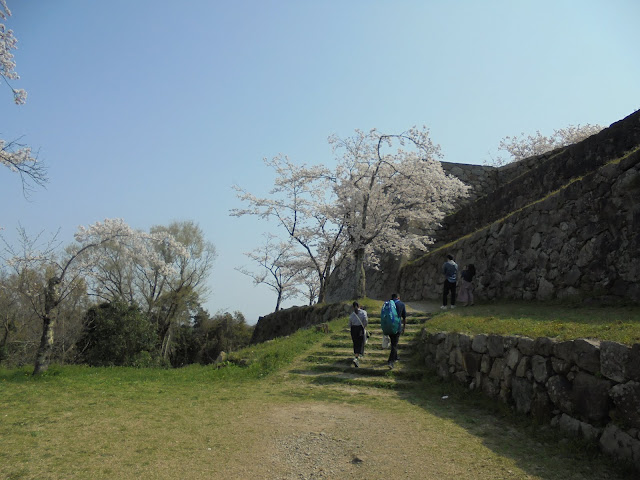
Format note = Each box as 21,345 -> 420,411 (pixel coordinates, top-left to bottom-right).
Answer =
531,389 -> 553,422
505,347 -> 521,369
457,333 -> 472,351
462,352 -> 482,375
610,381 -> 640,430
574,339 -> 601,374
518,337 -> 535,356
531,355 -> 551,383
547,375 -> 574,414
534,337 -> 556,356
516,356 -> 531,377
472,334 -> 488,353
600,424 -> 640,472
628,344 -> 640,382
487,334 -> 505,357
573,371 -> 612,425
556,413 -> 602,443
480,354 -> 492,374
601,340 -> 630,382
512,377 -> 533,414
551,356 -> 572,375
489,358 -> 506,380
553,340 -> 575,362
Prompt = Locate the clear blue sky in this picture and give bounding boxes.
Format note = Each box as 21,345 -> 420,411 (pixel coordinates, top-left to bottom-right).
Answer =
2,0 -> 639,323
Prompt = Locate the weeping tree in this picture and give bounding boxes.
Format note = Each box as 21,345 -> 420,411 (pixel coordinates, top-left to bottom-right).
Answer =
1,219 -> 188,374
82,220 -> 216,361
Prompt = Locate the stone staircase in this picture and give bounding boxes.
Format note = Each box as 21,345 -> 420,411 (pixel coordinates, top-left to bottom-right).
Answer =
286,310 -> 432,390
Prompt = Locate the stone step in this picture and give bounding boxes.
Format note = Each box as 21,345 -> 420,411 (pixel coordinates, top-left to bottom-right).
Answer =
289,370 -> 416,390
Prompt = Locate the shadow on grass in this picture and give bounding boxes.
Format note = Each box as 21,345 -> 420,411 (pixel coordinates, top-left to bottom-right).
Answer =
394,364 -> 636,479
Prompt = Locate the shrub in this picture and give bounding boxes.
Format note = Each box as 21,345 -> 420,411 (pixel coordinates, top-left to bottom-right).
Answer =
75,302 -> 157,366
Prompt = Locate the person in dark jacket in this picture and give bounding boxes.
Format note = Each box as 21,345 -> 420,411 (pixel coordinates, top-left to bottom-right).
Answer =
387,293 -> 407,369
441,254 -> 458,310
458,264 -> 476,306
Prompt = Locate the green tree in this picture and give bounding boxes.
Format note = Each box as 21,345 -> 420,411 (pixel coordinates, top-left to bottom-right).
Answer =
75,302 -> 156,367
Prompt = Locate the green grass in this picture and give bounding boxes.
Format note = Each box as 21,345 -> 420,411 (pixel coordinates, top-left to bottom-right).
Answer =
428,301 -> 640,345
1,303 -> 637,479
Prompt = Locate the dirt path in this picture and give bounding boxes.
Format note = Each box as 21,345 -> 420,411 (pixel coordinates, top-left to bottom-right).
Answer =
220,306 -> 628,480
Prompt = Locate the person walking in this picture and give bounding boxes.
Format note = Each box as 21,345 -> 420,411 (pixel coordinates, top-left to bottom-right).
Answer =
458,264 -> 476,306
348,301 -> 368,367
388,293 -> 407,368
442,254 -> 458,310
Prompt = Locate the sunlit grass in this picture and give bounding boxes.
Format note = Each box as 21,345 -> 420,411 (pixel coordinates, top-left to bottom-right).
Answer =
428,302 -> 640,345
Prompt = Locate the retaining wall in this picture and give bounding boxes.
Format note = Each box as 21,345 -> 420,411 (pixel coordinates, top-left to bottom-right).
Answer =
417,329 -> 640,471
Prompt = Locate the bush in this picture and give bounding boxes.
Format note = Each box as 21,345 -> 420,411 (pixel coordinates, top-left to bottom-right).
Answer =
76,302 -> 158,366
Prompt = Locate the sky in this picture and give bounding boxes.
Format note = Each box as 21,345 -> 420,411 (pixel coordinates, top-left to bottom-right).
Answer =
2,0 -> 639,324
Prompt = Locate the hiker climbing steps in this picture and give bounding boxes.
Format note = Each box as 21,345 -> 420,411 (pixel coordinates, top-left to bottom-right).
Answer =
287,310 -> 431,390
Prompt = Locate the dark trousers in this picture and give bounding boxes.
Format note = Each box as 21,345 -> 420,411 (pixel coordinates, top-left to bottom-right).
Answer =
350,325 -> 365,355
387,332 -> 400,363
443,280 -> 457,306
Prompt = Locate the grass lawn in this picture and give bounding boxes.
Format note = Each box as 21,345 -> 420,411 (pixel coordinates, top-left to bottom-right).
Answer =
1,302 -> 637,479
427,301 -> 640,345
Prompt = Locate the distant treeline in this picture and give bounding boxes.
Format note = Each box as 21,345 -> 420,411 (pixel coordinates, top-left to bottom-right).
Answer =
0,298 -> 253,368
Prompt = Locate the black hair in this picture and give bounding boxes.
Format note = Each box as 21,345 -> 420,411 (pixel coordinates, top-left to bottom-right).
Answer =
352,301 -> 359,309
391,293 -> 398,300
447,254 -> 453,260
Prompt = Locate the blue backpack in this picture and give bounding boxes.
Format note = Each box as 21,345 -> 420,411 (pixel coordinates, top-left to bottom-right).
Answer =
380,300 -> 401,335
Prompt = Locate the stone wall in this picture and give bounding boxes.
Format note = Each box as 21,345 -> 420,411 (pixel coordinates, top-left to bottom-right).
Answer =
250,302 -> 350,344
436,110 -> 640,249
328,110 -> 640,304
399,146 -> 640,304
417,329 -> 640,470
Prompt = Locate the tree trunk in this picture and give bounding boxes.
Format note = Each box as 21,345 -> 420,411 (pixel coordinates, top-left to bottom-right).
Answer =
33,315 -> 54,375
33,276 -> 60,375
317,278 -> 326,304
274,290 -> 282,312
354,247 -> 366,299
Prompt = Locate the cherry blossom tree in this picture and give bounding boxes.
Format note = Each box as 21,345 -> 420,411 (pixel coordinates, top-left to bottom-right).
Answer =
78,220 -> 215,360
231,155 -> 347,303
488,124 -> 604,166
1,1 -> 45,193
236,233 -> 302,312
1,218 -> 189,374
330,127 -> 469,298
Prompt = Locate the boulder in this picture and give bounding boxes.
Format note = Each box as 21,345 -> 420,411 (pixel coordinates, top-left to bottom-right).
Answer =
547,375 -> 574,414
601,340 -> 630,382
472,334 -> 488,353
531,355 -> 551,383
573,371 -> 612,425
512,377 -> 533,414
487,334 -> 505,357
600,424 -> 640,471
573,338 -> 601,374
610,381 -> 640,430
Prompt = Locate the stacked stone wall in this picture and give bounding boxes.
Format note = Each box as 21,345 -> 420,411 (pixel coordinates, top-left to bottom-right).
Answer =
436,110 -> 640,248
250,302 -> 350,344
418,329 -> 640,470
399,146 -> 640,304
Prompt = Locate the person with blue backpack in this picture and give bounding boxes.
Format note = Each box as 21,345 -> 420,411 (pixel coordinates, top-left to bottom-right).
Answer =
380,293 -> 406,369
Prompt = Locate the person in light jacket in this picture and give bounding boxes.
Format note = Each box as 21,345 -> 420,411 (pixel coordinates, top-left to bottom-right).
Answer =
348,301 -> 368,367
